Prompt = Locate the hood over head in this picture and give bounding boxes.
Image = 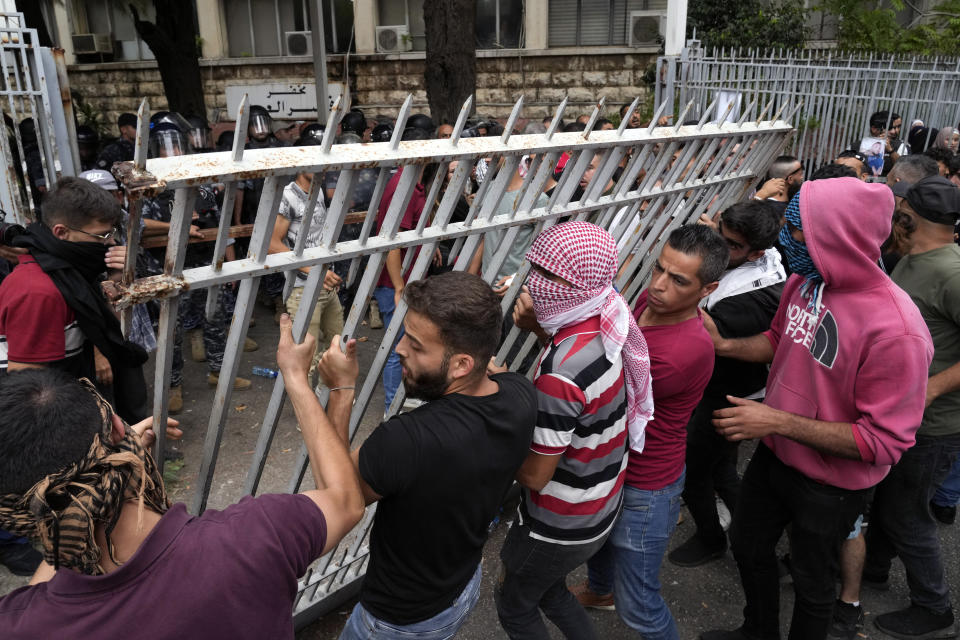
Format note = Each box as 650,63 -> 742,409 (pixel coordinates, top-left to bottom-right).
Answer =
798,177 -> 893,291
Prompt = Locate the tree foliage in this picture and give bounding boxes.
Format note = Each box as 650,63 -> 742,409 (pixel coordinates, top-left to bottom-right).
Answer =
687,0 -> 809,50
818,0 -> 960,56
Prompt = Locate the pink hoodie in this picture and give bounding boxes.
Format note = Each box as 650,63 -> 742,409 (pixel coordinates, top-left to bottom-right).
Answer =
762,177 -> 933,490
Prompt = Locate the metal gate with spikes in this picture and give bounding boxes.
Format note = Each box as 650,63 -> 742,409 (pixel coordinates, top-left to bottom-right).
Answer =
112,91 -> 795,625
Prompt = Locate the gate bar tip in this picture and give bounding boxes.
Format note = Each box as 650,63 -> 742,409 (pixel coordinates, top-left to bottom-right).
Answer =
133,97 -> 149,170
646,100 -> 669,134
450,94 -> 473,147
582,96 -> 606,141
390,94 -> 414,151
673,101 -> 695,131
500,95 -> 525,145
696,96 -> 721,130
320,94 -> 344,154
545,97 -> 568,140
737,99 -> 759,126
617,97 -> 640,136
231,94 -> 250,163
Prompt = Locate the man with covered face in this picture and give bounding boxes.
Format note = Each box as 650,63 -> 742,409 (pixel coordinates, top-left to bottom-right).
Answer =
494,222 -> 654,640
700,177 -> 934,640
314,270 -> 538,639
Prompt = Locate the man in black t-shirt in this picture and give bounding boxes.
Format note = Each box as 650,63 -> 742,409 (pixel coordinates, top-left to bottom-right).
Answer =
315,271 -> 538,638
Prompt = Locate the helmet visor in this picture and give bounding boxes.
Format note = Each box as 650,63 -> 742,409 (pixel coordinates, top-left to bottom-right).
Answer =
149,130 -> 192,158
187,128 -> 213,151
249,113 -> 272,137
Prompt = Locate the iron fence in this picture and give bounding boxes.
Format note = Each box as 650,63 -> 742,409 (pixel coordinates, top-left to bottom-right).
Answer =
112,92 -> 795,625
657,43 -> 960,171
0,11 -> 79,225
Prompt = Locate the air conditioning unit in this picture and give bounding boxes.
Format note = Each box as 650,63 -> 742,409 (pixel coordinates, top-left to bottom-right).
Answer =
72,33 -> 113,55
376,25 -> 411,53
629,11 -> 666,47
285,31 -> 312,56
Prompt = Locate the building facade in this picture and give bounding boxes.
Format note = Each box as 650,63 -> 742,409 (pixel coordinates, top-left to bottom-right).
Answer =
31,0 -> 666,125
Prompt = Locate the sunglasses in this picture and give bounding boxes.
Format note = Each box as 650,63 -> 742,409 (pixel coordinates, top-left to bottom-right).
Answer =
69,226 -> 119,242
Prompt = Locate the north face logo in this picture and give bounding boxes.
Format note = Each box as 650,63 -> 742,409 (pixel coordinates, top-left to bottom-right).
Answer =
810,310 -> 838,368
785,304 -> 838,369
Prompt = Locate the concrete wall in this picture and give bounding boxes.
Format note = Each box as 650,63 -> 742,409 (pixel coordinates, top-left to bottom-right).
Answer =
67,48 -> 656,128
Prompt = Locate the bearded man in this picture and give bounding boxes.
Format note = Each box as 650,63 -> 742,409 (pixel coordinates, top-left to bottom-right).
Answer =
315,270 -> 539,639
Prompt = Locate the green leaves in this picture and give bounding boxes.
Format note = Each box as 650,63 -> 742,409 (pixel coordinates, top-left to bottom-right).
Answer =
817,0 -> 960,55
688,0 -> 808,50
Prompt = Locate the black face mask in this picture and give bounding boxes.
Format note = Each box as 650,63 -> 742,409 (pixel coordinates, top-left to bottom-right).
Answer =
15,223 -> 110,282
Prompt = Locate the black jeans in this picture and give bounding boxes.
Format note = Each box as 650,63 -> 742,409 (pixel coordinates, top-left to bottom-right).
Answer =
865,432 -> 960,613
495,521 -> 608,640
731,443 -> 869,640
683,394 -> 742,549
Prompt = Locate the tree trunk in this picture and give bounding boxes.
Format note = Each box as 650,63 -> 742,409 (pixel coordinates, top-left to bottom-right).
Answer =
130,1 -> 206,118
423,0 -> 476,125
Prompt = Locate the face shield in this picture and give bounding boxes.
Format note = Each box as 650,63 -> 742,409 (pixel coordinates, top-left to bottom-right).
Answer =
249,113 -> 272,138
149,130 -> 192,158
187,127 -> 213,152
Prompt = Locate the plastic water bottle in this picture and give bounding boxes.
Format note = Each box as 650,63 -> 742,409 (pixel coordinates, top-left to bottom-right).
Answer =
252,366 -> 278,378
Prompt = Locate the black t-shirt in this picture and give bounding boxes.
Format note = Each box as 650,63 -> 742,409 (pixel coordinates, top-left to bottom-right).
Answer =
706,282 -> 783,398
358,372 -> 537,625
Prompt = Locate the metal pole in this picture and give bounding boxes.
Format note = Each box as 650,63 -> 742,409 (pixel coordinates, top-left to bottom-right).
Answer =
309,0 -> 330,124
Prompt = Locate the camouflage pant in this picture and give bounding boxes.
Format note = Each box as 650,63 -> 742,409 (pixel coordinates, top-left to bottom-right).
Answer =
170,287 -> 228,387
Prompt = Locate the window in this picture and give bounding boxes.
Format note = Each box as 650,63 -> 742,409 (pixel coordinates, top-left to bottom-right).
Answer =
476,0 -> 524,49
224,0 -> 354,57
378,0 -> 426,51
67,0 -> 156,61
377,0 -> 524,51
548,0 -> 666,47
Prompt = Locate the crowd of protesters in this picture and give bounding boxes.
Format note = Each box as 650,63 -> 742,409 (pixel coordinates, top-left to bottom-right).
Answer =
0,99 -> 957,640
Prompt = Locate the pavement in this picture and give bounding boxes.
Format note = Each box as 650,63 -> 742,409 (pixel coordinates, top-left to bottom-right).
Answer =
2,299 -> 959,639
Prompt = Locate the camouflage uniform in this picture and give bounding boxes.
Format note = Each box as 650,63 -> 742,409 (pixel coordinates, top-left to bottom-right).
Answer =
141,185 -> 229,386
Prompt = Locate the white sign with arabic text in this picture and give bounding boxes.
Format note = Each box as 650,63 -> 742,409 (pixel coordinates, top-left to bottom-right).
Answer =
225,82 -> 343,120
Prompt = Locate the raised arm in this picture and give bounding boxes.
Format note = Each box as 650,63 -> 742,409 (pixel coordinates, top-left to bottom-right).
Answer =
276,315 -> 365,554
317,334 -> 383,505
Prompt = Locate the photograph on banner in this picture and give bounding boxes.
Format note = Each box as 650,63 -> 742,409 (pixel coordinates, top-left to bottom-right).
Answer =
715,90 -> 742,124
858,136 -> 886,177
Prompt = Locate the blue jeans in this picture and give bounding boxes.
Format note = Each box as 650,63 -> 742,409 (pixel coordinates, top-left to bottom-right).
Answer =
587,471 -> 686,640
933,452 -> 960,507
339,563 -> 482,639
373,286 -> 403,411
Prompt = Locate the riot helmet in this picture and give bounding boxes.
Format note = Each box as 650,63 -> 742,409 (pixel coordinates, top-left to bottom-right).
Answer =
149,111 -> 192,134
185,114 -> 213,152
340,110 -> 367,137
407,113 -> 435,135
370,123 -> 393,143
296,122 -> 325,146
149,122 -> 192,158
248,105 -> 273,141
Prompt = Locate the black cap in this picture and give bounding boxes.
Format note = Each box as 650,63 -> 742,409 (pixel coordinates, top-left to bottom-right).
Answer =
902,176 -> 960,226
890,180 -> 912,198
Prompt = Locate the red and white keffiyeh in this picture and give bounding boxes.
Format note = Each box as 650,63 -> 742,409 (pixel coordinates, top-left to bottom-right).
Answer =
525,221 -> 654,453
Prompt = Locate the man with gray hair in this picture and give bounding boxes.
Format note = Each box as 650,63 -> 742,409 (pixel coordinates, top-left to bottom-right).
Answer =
888,154 -> 940,187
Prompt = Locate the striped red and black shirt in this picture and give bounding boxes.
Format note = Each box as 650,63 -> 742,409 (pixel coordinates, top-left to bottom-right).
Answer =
519,316 -> 628,545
